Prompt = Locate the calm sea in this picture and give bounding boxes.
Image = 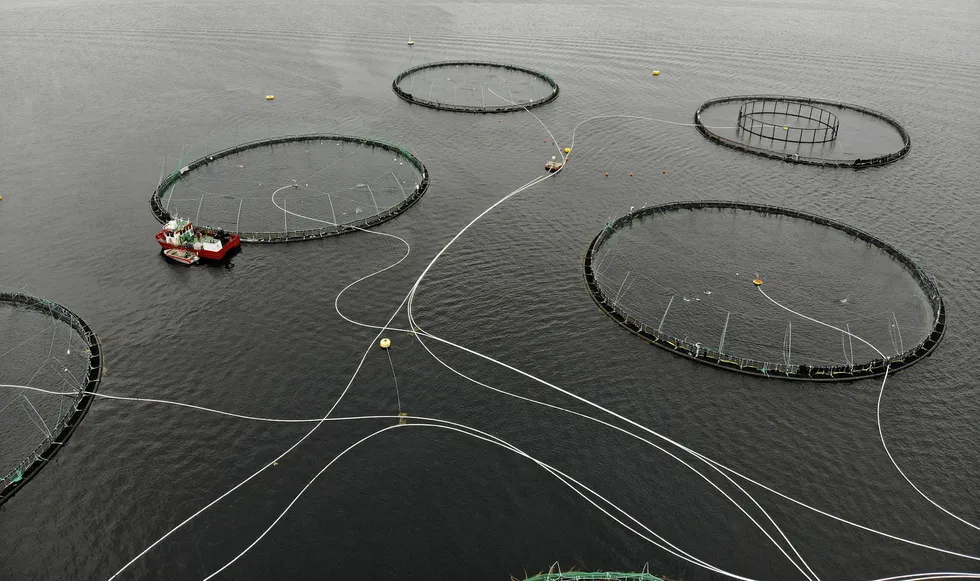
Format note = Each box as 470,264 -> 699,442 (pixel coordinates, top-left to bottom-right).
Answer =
1,0 -> 978,579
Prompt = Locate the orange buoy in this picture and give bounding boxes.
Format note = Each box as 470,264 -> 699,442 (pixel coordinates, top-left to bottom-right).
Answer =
662,170 -> 667,174
604,172 -> 608,177
629,172 -> 633,176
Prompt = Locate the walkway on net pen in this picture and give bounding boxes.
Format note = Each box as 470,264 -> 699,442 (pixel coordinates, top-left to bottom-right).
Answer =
583,200 -> 946,382
0,292 -> 103,506
521,572 -> 664,581
149,134 -> 430,243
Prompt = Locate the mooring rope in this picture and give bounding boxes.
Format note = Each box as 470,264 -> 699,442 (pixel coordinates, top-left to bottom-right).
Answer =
757,285 -> 979,533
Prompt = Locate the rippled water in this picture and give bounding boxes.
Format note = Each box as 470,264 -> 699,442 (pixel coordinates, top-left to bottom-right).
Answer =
1,0 -> 979,580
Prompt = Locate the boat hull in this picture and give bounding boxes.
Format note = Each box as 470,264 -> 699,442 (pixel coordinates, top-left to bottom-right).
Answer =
155,233 -> 241,261
163,249 -> 199,265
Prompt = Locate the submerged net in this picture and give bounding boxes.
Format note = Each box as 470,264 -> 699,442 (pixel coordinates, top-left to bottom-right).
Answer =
0,289 -> 102,504
151,134 -> 428,243
393,61 -> 559,113
585,202 -> 944,381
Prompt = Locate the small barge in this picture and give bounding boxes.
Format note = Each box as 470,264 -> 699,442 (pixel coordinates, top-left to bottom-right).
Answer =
155,218 -> 241,261
545,159 -> 564,172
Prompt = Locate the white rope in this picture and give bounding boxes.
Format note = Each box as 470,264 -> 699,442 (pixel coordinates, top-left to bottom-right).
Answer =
411,331 -> 821,581
107,283 -> 412,581
757,285 -> 980,533
200,419 -> 767,581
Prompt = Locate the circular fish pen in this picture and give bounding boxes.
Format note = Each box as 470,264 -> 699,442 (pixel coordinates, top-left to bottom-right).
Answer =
583,201 -> 945,382
392,61 -> 559,113
695,95 -> 910,168
0,291 -> 103,506
149,134 -> 429,243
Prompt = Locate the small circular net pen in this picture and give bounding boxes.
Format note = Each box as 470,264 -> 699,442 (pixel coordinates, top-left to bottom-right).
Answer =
392,61 -> 559,113
694,95 -> 911,168
583,201 -> 945,382
149,134 -> 429,243
0,290 -> 103,506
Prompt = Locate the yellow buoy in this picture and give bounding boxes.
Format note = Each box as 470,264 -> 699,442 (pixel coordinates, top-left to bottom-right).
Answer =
652,70 -> 660,76
379,338 -> 391,349
752,277 -> 764,286
564,147 -> 571,153
266,95 -> 275,100
398,411 -> 409,425
783,125 -> 789,130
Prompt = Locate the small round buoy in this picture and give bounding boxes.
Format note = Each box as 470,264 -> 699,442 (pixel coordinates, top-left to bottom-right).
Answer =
629,172 -> 633,176
783,126 -> 789,130
380,338 -> 391,349
266,95 -> 275,100
652,70 -> 660,76
564,147 -> 571,153
662,170 -> 667,174
0,195 -> 3,201
604,172 -> 608,177
752,278 -> 764,286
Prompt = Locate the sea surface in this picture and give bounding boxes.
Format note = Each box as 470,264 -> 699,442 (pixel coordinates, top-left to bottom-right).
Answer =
1,0 -> 979,579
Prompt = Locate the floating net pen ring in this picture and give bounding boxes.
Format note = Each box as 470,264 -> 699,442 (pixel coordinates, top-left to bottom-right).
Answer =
392,60 -> 559,113
149,134 -> 429,243
583,201 -> 945,382
0,292 -> 103,506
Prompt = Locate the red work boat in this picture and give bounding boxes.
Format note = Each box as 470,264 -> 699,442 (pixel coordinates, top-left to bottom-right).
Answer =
155,218 -> 241,261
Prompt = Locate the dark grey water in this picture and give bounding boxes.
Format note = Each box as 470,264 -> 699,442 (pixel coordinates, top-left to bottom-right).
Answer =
1,0 -> 979,580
